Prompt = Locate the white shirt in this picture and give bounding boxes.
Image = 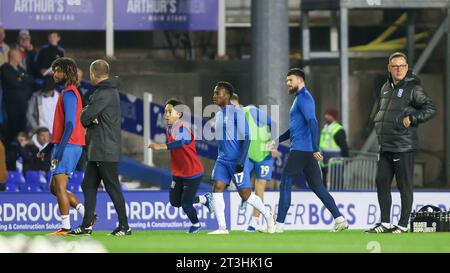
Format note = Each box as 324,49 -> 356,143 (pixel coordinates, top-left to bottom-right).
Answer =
39,91 -> 59,133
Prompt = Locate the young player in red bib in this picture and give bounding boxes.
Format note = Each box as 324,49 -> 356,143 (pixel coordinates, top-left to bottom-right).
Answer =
148,99 -> 213,234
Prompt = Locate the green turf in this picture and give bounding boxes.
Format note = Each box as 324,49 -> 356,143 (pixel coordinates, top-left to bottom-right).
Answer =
3,230 -> 450,253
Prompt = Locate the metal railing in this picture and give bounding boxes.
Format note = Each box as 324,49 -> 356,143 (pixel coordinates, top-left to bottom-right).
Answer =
327,155 -> 378,191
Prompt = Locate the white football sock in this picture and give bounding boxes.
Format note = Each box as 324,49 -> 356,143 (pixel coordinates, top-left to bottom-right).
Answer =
246,193 -> 271,221
382,222 -> 391,228
198,195 -> 207,205
250,216 -> 260,227
276,222 -> 284,230
76,203 -> 85,218
193,222 -> 201,227
61,215 -> 70,230
212,193 -> 226,229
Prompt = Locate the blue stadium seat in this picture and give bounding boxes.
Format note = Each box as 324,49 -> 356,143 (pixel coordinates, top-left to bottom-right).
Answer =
69,171 -> 84,185
68,183 -> 82,193
5,183 -> 20,192
7,171 -> 26,185
22,184 -> 44,192
25,171 -> 40,184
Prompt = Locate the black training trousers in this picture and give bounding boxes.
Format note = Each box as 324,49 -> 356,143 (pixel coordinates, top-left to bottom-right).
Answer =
375,151 -> 415,228
81,161 -> 129,229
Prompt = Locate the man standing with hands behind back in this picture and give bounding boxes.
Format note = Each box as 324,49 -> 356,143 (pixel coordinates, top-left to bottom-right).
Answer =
367,52 -> 436,234
70,60 -> 131,236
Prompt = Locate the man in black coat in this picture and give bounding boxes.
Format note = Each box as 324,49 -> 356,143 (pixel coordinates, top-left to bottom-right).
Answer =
0,48 -> 34,145
70,59 -> 130,236
367,52 -> 437,234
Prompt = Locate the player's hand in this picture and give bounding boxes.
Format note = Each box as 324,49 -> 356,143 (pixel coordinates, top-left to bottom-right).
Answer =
313,152 -> 323,161
37,152 -> 45,160
403,116 -> 411,128
235,164 -> 244,173
266,140 -> 276,151
51,159 -> 58,170
271,150 -> 281,158
148,143 -> 167,150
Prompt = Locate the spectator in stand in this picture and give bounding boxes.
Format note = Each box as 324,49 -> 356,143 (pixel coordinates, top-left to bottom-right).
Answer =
12,30 -> 37,76
27,76 -> 59,133
35,32 -> 64,77
0,26 -> 10,66
0,48 -> 34,145
77,68 -> 96,107
32,127 -> 51,171
15,132 -> 37,174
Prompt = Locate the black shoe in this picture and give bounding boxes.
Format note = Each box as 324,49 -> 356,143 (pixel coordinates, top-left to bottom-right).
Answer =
87,213 -> 98,229
109,226 -> 132,236
365,223 -> 391,233
69,225 -> 92,236
389,225 -> 408,234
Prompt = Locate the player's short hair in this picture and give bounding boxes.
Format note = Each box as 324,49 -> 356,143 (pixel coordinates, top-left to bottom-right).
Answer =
51,57 -> 78,86
389,52 -> 408,63
165,98 -> 184,108
35,127 -> 50,135
90,59 -> 110,78
231,92 -> 239,101
165,98 -> 184,117
216,81 -> 235,97
287,68 -> 306,82
48,31 -> 60,38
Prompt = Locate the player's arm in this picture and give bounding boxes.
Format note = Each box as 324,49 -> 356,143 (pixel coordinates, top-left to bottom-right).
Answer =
80,90 -> 109,127
52,91 -> 77,162
299,96 -> 321,160
236,114 -> 250,173
334,129 -> 350,157
149,126 -> 191,151
277,129 -> 290,144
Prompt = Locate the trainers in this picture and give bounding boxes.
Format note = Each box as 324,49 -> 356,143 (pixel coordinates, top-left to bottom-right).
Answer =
389,225 -> 408,234
187,225 -> 202,234
204,193 -> 214,214
266,214 -> 276,234
109,226 -> 132,236
69,226 -> 91,236
331,216 -> 349,232
245,226 -> 256,232
275,224 -> 284,233
365,223 -> 391,233
47,228 -> 71,236
208,228 -> 229,235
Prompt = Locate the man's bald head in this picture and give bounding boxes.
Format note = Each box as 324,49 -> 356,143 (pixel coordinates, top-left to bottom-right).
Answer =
90,59 -> 110,78
89,59 -> 110,84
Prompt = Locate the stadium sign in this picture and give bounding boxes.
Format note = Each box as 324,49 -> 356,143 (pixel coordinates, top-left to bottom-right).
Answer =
0,191 -> 219,232
115,0 -> 218,30
0,0 -> 107,30
231,192 -> 450,230
2,191 -> 450,231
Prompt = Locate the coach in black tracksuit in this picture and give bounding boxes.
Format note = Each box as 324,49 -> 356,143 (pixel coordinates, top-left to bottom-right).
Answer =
78,60 -> 130,236
367,52 -> 436,234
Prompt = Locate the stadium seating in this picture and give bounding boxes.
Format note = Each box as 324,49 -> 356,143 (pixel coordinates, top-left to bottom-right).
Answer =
69,171 -> 84,185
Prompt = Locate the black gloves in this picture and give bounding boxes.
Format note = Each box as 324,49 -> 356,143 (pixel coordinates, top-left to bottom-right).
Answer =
235,163 -> 244,173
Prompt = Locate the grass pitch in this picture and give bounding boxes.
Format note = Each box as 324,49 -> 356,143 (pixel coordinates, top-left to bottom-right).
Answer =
3,230 -> 450,253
